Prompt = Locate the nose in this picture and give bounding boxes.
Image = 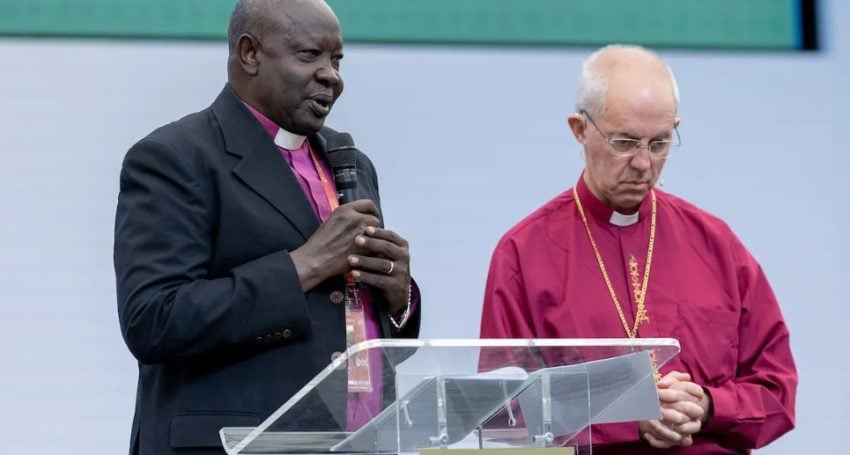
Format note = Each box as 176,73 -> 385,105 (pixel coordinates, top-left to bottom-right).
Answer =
629,145 -> 652,171
316,60 -> 342,88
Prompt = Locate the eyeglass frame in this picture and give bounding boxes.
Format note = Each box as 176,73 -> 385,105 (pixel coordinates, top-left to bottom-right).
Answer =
580,109 -> 681,159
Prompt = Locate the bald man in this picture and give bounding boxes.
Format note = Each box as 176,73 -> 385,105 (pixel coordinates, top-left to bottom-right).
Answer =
480,45 -> 796,453
114,1 -> 420,453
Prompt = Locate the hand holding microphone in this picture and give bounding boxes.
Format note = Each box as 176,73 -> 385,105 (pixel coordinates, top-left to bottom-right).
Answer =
290,132 -> 378,291
326,133 -> 411,316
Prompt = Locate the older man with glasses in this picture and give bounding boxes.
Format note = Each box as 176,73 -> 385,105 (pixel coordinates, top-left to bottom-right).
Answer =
480,45 -> 796,454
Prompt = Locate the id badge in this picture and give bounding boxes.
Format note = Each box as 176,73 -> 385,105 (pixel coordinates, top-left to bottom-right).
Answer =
345,290 -> 373,393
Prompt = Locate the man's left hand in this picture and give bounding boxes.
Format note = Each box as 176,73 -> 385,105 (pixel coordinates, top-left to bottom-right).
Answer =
639,371 -> 712,448
348,226 -> 411,315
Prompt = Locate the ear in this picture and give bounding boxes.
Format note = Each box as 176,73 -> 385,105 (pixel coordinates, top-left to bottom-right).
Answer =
674,116 -> 681,128
567,113 -> 588,144
237,34 -> 261,76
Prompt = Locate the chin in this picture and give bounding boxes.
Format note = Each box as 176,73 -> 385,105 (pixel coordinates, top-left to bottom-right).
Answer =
292,121 -> 324,136
614,195 -> 646,212
305,116 -> 329,133
613,205 -> 640,215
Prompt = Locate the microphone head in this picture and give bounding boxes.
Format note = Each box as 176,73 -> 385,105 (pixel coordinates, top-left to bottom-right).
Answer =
326,132 -> 357,170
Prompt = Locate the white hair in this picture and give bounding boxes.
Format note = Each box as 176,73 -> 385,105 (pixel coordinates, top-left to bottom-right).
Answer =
575,44 -> 680,117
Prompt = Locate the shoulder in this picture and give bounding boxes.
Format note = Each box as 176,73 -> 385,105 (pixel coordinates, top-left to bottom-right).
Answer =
123,106 -> 222,171
655,190 -> 753,262
656,190 -> 735,236
119,107 -> 224,197
138,107 -> 219,153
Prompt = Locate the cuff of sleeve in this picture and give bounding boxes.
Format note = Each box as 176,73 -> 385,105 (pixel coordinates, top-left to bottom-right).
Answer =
702,384 -> 736,433
388,284 -> 413,330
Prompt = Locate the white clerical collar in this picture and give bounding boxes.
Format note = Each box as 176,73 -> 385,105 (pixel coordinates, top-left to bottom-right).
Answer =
609,211 -> 639,227
274,128 -> 307,150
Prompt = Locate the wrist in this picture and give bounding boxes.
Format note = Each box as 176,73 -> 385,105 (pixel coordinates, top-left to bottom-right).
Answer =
290,248 -> 326,292
388,284 -> 412,330
700,387 -> 714,424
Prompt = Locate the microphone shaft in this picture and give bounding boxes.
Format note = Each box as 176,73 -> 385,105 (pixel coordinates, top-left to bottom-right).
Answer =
334,167 -> 357,204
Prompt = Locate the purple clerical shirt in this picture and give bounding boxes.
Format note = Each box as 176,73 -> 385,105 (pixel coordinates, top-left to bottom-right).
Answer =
480,176 -> 796,453
243,102 -> 383,430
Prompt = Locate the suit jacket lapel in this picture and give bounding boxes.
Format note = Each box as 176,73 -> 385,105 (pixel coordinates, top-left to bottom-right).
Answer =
211,85 -> 320,240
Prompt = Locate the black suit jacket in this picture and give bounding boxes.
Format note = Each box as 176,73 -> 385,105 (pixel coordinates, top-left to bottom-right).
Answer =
114,85 -> 420,454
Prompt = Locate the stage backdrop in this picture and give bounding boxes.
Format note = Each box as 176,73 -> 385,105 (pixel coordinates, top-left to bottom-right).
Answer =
0,1 -> 846,454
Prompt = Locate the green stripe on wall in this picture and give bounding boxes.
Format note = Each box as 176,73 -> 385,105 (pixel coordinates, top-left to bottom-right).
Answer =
0,0 -> 797,49
0,0 -> 232,39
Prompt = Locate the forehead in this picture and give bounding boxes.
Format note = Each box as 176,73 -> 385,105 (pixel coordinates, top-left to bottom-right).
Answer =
266,2 -> 342,46
600,77 -> 677,133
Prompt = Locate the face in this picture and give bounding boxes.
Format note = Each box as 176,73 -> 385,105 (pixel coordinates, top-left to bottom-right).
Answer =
568,80 -> 679,214
244,2 -> 344,135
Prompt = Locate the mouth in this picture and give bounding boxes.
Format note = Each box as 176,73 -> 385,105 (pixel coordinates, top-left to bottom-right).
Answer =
308,93 -> 333,116
623,181 -> 650,189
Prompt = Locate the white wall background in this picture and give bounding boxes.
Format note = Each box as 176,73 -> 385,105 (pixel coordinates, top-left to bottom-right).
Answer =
0,1 -> 847,453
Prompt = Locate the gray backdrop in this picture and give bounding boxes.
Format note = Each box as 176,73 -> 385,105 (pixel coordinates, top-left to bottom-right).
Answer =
0,1 -> 847,453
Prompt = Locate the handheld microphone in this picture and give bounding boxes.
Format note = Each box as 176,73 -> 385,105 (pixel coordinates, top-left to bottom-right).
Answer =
325,132 -> 359,204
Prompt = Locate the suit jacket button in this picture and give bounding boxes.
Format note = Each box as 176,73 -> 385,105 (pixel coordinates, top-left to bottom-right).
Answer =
330,290 -> 345,304
282,328 -> 292,339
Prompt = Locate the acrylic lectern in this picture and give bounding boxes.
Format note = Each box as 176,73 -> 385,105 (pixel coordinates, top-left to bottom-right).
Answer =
221,338 -> 679,455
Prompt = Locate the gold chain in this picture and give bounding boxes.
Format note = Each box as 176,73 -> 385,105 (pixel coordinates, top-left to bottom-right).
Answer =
573,186 -> 661,381
572,186 -> 657,339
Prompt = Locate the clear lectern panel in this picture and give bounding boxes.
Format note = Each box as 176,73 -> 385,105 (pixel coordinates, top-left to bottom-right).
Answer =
221,338 -> 679,455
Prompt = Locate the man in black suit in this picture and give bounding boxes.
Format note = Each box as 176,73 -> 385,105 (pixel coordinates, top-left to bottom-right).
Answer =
113,1 -> 420,453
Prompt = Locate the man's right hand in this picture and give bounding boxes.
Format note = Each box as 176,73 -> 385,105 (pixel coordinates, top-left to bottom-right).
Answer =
290,199 -> 381,292
639,371 -> 706,448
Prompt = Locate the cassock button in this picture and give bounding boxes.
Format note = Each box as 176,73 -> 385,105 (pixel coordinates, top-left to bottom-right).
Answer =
254,337 -> 263,345
264,334 -> 272,344
272,332 -> 282,341
330,290 -> 345,304
282,328 -> 292,339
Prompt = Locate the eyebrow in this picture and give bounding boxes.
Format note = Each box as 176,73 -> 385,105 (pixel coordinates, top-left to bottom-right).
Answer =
611,131 -> 672,141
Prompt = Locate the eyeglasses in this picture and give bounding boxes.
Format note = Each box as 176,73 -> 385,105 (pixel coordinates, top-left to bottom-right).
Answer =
580,110 -> 681,159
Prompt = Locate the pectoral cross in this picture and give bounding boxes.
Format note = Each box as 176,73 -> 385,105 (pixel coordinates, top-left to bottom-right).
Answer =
635,302 -> 650,325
